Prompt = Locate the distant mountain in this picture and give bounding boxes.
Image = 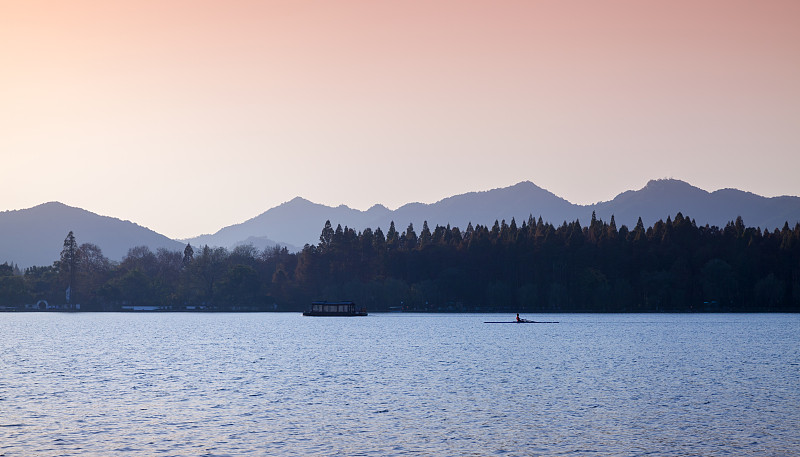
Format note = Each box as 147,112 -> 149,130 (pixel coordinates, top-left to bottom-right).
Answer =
184,197 -> 391,251
0,202 -> 184,268
387,181 -> 576,233
182,182 -> 575,250
5,180 -> 799,267
185,179 -> 800,251
590,179 -> 800,230
232,236 -> 300,254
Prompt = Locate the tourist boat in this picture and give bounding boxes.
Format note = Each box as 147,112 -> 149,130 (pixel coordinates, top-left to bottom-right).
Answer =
302,301 -> 367,316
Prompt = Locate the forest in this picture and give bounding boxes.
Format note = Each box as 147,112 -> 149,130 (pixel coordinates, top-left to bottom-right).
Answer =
1,212 -> 799,313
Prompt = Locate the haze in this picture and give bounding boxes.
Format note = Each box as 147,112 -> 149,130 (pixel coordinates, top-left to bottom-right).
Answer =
2,1 -> 798,239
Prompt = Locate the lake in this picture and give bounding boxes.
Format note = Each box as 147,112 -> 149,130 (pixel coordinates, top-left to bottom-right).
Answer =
1,313 -> 798,456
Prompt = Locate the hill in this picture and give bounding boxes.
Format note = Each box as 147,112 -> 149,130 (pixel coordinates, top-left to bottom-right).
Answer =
0,202 -> 184,268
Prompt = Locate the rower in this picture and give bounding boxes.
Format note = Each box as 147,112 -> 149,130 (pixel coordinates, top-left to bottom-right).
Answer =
516,313 -> 521,322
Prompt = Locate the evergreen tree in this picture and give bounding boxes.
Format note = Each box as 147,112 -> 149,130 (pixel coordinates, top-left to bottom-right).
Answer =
386,221 -> 399,248
60,231 -> 78,306
373,227 -> 386,249
419,221 -> 432,248
183,243 -> 194,266
464,222 -> 474,242
319,220 -> 334,250
402,223 -> 418,250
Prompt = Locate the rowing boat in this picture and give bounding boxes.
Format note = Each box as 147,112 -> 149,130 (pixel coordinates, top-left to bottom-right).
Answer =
484,320 -> 559,324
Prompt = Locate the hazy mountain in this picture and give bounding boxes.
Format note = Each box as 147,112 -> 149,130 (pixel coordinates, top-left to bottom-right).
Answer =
0,202 -> 184,268
184,197 -> 392,251
5,180 -> 799,268
232,236 -> 301,254
185,179 -> 800,250
590,179 -> 800,229
386,181 -> 577,232
183,182 -> 577,250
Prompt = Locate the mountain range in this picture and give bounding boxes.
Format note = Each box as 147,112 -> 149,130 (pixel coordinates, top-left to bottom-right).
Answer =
2,179 -> 799,268
185,179 -> 800,249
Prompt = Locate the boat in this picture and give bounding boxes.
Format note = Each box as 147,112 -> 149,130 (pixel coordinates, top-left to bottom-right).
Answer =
303,301 -> 367,317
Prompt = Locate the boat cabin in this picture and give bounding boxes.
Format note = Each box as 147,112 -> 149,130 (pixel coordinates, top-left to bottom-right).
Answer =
303,301 -> 367,316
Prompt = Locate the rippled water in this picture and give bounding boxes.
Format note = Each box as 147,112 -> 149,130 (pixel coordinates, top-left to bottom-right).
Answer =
1,313 -> 798,456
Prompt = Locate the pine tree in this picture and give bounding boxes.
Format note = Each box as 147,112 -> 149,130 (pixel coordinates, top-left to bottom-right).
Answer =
183,243 -> 194,266
419,221 -> 432,248
402,223 -> 418,249
60,231 -> 78,307
386,221 -> 399,248
319,220 -> 334,250
464,222 -> 474,242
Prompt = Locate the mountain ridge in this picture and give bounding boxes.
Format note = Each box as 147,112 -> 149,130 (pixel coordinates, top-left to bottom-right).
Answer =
2,179 -> 799,268
185,178 -> 800,250
0,201 -> 184,268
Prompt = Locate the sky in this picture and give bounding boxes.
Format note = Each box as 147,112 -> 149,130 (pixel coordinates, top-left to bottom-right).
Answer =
2,1 -> 799,239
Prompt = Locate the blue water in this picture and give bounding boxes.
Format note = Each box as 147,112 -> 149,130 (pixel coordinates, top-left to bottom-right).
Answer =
1,313 -> 798,456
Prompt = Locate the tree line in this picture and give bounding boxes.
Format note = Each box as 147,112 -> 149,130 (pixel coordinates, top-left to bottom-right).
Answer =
1,212 -> 799,312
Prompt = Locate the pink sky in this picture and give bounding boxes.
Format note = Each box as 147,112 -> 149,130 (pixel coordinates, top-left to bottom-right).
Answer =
2,1 -> 799,238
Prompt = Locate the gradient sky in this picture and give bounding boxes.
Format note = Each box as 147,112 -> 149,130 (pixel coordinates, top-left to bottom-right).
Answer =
2,1 -> 799,239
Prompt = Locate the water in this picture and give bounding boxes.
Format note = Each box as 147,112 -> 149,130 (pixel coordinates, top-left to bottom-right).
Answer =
1,313 -> 798,456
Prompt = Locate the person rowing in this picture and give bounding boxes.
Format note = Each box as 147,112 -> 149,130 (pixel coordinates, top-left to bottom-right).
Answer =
483,315 -> 558,324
